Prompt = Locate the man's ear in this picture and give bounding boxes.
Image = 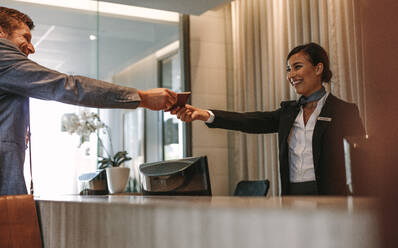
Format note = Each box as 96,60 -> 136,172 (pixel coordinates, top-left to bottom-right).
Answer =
315,63 -> 324,76
0,27 -> 7,38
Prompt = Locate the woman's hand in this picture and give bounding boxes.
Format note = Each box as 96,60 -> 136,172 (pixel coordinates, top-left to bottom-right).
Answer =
170,104 -> 210,122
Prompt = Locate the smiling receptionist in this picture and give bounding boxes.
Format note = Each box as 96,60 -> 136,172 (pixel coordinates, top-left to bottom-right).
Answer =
172,43 -> 365,196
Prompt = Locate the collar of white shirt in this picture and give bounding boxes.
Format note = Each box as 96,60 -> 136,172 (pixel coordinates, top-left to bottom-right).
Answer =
288,92 -> 330,183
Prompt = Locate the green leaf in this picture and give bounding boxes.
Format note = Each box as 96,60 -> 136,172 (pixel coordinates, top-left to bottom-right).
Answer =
97,151 -> 132,168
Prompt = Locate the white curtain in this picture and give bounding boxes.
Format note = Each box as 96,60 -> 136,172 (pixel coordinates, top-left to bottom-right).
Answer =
227,0 -> 365,195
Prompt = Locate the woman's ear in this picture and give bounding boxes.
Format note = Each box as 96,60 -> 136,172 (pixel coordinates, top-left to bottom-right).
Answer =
315,63 -> 324,76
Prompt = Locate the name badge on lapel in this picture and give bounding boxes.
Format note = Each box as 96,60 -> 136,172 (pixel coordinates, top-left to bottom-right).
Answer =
317,116 -> 332,122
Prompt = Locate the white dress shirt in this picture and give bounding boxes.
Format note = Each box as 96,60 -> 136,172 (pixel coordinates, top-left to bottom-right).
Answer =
288,92 -> 329,182
206,110 -> 215,123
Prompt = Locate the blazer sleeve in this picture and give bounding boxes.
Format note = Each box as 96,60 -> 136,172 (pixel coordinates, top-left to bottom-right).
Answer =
0,39 -> 141,109
206,108 -> 281,134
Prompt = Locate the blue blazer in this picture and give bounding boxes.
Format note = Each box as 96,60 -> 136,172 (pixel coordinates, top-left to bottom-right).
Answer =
207,94 -> 365,195
0,38 -> 141,195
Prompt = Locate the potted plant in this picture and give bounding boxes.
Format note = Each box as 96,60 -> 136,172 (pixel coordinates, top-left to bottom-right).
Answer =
98,151 -> 132,194
61,111 -> 132,194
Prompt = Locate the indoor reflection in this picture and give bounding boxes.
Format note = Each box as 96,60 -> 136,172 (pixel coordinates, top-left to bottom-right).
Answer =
2,0 -> 182,195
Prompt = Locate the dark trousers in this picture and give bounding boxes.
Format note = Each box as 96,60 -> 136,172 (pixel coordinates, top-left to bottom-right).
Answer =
288,181 -> 318,196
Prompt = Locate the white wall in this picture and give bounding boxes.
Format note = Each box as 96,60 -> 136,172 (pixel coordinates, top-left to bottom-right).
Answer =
190,7 -> 230,195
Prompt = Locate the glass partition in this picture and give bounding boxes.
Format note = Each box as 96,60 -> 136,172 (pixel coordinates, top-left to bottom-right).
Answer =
159,53 -> 184,160
2,0 -> 188,194
96,4 -> 182,193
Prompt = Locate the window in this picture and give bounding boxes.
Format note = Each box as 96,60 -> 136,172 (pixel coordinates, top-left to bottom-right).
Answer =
3,0 -> 189,195
159,53 -> 185,160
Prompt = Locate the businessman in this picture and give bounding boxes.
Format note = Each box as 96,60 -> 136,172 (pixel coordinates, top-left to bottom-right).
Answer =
0,6 -> 177,195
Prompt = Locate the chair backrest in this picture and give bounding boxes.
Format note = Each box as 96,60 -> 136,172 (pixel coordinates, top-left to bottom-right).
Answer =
233,180 -> 270,196
0,195 -> 42,248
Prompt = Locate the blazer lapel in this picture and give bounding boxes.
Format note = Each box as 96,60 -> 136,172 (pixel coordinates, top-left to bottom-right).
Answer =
278,103 -> 300,191
312,94 -> 335,170
280,104 -> 300,144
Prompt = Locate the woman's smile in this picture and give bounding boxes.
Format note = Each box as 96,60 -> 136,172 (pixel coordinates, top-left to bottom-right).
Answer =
290,78 -> 303,86
287,52 -> 323,96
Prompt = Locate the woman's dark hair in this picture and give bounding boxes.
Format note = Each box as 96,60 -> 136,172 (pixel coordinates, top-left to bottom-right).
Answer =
287,42 -> 333,83
0,7 -> 35,35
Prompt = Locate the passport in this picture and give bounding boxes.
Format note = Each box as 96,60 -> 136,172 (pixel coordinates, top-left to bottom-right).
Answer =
175,92 -> 191,107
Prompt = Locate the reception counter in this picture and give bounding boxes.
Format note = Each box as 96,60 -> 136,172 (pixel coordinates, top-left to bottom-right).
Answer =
35,195 -> 379,248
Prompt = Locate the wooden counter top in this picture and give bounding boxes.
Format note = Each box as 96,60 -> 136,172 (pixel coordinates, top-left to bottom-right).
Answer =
35,195 -> 380,248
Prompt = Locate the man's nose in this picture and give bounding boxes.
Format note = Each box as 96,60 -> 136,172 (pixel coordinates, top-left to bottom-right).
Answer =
27,43 -> 35,55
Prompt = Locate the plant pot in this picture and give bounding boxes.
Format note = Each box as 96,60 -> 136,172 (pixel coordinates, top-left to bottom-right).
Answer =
105,167 -> 130,194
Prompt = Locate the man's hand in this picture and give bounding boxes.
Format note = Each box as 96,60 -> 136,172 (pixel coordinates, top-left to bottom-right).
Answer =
138,88 -> 177,111
170,104 -> 210,122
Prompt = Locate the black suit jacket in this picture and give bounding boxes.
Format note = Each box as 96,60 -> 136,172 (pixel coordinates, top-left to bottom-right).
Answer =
206,94 -> 365,195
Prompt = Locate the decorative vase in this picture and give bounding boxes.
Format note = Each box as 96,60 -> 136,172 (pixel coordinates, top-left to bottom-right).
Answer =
105,167 -> 130,194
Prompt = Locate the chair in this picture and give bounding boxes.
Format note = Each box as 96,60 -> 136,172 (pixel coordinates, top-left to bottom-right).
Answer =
0,195 -> 42,247
233,180 -> 270,196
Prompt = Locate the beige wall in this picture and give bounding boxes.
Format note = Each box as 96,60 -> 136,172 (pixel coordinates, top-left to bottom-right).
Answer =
189,7 -> 230,195
359,0 -> 398,246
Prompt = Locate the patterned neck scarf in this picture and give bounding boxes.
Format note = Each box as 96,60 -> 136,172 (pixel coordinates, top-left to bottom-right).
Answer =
297,86 -> 326,107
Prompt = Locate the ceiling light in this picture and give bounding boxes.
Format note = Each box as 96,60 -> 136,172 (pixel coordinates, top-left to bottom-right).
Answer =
14,0 -> 179,23
89,35 -> 97,41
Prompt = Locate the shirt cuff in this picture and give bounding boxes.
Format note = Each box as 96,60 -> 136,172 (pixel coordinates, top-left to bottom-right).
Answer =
205,110 -> 215,123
